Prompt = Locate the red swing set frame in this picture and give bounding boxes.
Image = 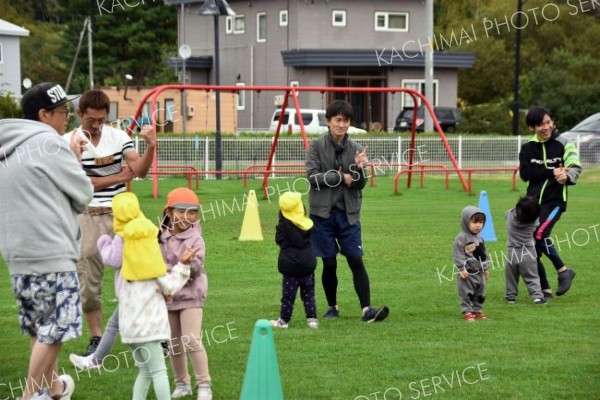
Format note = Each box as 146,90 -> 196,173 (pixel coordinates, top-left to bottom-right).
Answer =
127,84 -> 469,198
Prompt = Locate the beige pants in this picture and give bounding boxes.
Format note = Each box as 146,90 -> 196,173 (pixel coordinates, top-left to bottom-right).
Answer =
168,308 -> 211,386
77,212 -> 113,312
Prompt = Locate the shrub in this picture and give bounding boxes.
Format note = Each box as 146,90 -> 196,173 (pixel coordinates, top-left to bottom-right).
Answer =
459,102 -> 528,135
0,94 -> 21,119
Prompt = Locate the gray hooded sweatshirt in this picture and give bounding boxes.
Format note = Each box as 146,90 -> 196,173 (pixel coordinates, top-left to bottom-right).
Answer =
505,208 -> 538,249
452,205 -> 491,273
0,119 -> 93,275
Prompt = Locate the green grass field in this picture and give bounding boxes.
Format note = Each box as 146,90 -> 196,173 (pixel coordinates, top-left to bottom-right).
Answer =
1,170 -> 599,400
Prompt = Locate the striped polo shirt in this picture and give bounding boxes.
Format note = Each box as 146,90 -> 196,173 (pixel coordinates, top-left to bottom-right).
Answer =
64,126 -> 135,207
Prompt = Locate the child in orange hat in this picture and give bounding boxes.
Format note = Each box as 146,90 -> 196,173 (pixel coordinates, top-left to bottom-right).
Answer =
159,188 -> 212,400
270,191 -> 318,329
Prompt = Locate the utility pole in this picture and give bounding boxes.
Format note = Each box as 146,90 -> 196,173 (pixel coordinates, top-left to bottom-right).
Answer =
512,0 -> 523,135
88,16 -> 94,89
65,16 -> 89,93
180,4 -> 189,134
424,0 -> 434,132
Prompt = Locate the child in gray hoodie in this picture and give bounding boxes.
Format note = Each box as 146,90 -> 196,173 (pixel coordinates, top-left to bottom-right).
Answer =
504,196 -> 547,304
453,206 -> 491,322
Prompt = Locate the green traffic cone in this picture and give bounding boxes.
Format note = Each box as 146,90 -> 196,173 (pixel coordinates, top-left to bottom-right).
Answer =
240,319 -> 284,400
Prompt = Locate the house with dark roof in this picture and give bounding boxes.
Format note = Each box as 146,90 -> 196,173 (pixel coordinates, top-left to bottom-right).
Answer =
165,0 -> 475,131
0,19 -> 30,99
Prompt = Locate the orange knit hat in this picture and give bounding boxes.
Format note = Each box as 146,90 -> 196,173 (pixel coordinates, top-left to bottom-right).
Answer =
165,188 -> 200,210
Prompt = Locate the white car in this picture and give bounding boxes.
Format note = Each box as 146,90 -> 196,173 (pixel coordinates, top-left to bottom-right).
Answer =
269,108 -> 367,134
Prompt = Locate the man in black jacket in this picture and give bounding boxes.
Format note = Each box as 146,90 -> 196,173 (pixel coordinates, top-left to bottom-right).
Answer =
519,107 -> 582,297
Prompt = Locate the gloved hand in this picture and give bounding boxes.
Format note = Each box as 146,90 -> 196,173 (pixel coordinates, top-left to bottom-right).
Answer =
472,242 -> 487,261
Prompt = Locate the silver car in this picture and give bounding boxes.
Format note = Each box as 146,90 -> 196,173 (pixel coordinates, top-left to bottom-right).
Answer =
559,113 -> 600,165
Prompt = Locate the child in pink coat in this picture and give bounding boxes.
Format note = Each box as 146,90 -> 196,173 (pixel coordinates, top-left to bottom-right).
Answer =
159,188 -> 212,400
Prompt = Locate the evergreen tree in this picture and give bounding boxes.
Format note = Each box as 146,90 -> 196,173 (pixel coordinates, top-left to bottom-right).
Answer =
57,0 -> 178,92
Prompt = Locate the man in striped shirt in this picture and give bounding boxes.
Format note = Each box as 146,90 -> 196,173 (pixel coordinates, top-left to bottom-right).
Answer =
64,89 -> 156,356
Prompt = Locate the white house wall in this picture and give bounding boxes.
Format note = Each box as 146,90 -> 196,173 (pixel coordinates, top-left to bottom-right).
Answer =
0,35 -> 23,99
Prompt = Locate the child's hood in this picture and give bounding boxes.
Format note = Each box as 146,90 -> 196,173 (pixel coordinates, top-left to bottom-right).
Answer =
121,215 -> 167,281
123,216 -> 159,240
460,205 -> 486,235
113,192 -> 143,234
279,191 -> 313,231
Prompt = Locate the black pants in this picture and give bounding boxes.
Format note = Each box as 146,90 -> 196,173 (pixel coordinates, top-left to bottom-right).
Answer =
534,204 -> 566,291
322,256 -> 371,309
279,274 -> 317,322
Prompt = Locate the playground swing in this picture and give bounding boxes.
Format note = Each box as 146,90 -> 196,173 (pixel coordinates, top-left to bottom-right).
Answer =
131,84 -> 470,198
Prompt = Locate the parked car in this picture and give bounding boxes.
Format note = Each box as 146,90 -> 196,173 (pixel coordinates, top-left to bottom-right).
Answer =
269,108 -> 367,134
394,106 -> 463,132
559,112 -> 600,164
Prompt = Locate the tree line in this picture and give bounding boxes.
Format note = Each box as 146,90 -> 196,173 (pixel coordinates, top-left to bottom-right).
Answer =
436,0 -> 600,132
1,0 -> 178,95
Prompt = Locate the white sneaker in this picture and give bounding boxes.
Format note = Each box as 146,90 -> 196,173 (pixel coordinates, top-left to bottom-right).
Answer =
269,318 -> 289,329
57,375 -> 75,400
197,383 -> 213,400
17,391 -> 53,400
171,382 -> 192,398
69,353 -> 100,370
307,318 -> 319,329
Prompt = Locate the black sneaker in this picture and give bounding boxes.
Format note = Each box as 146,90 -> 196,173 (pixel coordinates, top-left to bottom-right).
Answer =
505,297 -> 516,304
543,290 -> 554,299
362,305 -> 389,323
556,268 -> 576,296
533,298 -> 548,305
81,336 -> 101,356
323,306 -> 339,319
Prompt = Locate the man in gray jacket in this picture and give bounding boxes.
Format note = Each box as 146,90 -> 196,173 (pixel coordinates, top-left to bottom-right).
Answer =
0,82 -> 93,399
305,100 -> 389,323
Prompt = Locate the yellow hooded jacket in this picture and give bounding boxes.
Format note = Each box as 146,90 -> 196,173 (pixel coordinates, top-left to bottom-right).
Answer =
112,192 -> 167,281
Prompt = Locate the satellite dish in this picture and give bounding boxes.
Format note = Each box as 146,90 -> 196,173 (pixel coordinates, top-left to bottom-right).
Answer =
179,44 -> 192,60
23,78 -> 32,89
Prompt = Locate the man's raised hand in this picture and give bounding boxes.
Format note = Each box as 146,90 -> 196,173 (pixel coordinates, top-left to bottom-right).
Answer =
355,145 -> 368,169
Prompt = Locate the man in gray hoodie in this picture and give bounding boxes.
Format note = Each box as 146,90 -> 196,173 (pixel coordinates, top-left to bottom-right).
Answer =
0,82 -> 93,400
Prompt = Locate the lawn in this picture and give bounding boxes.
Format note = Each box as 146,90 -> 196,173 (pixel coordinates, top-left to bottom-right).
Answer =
1,170 -> 599,400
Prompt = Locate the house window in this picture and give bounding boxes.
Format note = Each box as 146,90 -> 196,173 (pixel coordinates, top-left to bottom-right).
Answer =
375,12 -> 408,32
236,82 -> 246,110
142,102 -> 152,122
109,102 -> 118,122
332,10 -> 346,27
401,79 -> 439,108
233,15 -> 245,34
163,98 -> 175,132
257,13 -> 266,42
226,16 -> 233,34
164,99 -> 176,121
279,10 -> 288,27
